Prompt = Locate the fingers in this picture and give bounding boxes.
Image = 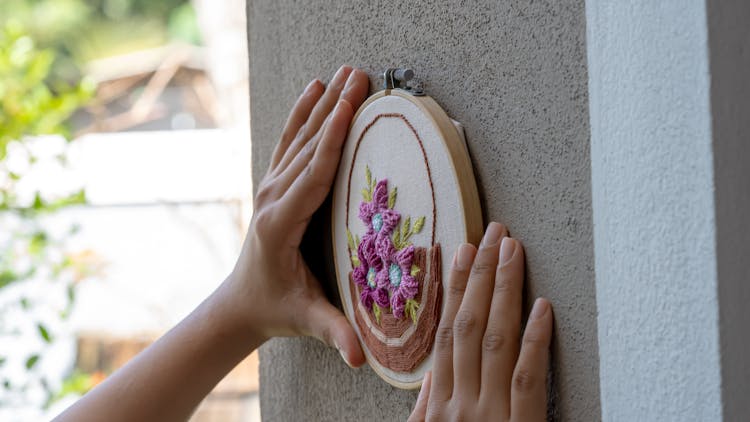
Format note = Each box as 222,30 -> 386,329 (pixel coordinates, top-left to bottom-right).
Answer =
269,79 -> 325,172
452,223 -> 507,400
275,98 -> 353,234
430,243 -> 476,402
274,68 -> 369,196
273,65 -> 353,176
408,371 -> 432,422
510,298 -> 553,422
479,237 -> 524,416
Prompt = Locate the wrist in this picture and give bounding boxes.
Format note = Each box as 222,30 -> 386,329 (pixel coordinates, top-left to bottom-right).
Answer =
208,272 -> 268,352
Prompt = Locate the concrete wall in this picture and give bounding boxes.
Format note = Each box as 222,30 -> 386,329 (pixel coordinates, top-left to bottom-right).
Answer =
247,1 -> 598,420
587,0 -> 750,420
586,0 -> 722,419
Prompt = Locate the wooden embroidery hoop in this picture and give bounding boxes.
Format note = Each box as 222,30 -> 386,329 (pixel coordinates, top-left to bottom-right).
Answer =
332,70 -> 483,389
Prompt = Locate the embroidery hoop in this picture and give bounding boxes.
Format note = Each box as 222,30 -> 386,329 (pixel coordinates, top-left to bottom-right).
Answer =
332,79 -> 483,389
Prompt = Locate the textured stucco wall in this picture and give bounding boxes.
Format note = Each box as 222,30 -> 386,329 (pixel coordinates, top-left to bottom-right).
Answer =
586,0 -> 724,420
707,0 -> 750,419
247,1 -> 598,420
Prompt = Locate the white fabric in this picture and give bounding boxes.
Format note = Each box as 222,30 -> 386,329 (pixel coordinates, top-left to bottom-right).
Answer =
332,94 -> 471,387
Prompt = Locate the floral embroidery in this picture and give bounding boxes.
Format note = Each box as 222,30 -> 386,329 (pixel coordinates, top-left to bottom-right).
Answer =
347,166 -> 426,323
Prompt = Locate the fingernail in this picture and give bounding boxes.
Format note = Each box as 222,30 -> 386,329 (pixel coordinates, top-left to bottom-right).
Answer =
334,339 -> 354,368
499,237 -> 516,265
480,222 -> 505,248
454,244 -> 473,271
333,65 -> 352,87
304,79 -> 321,94
334,99 -> 351,115
529,298 -> 549,320
341,70 -> 356,96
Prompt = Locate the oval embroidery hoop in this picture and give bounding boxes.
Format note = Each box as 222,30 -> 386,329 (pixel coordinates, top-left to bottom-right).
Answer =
332,81 -> 483,389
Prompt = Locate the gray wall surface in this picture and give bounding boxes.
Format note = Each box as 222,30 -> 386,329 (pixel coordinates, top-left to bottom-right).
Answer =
586,0 -> 723,419
247,1 -> 598,420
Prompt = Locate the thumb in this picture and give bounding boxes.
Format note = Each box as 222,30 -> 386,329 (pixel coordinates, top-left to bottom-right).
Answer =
303,297 -> 366,368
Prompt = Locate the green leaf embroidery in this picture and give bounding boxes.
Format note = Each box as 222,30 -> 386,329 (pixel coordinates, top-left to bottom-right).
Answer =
346,228 -> 356,251
388,187 -> 397,209
412,216 -> 425,235
361,188 -> 371,202
351,255 -> 361,267
405,299 -> 420,325
373,303 -> 382,325
365,165 -> 372,189
410,264 -> 420,277
392,228 -> 402,250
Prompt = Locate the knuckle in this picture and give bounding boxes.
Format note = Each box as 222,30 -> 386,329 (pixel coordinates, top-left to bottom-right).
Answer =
512,368 -> 538,394
493,271 -> 513,294
254,183 -> 275,205
425,410 -> 444,422
447,402 -> 472,422
300,138 -> 317,158
253,208 -> 276,237
453,310 -> 477,338
448,284 -> 466,298
470,261 -> 493,277
296,123 -> 310,141
435,325 -> 453,349
523,328 -> 547,348
481,332 -> 508,353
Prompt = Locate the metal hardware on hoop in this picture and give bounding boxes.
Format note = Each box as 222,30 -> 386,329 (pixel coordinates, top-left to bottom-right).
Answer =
382,68 -> 425,96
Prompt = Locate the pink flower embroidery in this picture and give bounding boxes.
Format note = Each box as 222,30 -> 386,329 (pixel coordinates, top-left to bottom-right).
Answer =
379,242 -> 418,318
359,179 -> 400,240
350,167 -> 425,321
352,233 -> 390,309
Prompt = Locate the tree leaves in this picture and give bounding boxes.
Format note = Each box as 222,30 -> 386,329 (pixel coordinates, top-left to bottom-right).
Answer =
37,323 -> 52,343
25,354 -> 39,370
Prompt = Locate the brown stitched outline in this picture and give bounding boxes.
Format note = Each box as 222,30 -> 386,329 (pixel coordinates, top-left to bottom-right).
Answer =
345,113 -> 437,246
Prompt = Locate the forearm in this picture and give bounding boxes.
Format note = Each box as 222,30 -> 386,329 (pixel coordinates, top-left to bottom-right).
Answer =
54,274 -> 264,422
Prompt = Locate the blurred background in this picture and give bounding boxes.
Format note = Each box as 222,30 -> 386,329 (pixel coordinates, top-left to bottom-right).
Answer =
0,0 -> 257,420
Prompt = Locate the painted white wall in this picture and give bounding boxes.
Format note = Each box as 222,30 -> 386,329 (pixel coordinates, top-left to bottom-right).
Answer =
586,0 -> 723,420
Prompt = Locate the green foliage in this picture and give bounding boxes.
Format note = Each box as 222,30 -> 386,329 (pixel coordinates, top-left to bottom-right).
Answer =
0,0 -> 199,81
0,23 -> 94,158
47,370 -> 102,407
0,23 -> 92,411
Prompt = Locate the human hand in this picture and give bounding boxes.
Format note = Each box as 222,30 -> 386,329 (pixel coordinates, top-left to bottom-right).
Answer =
224,65 -> 369,367
408,222 -> 554,421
